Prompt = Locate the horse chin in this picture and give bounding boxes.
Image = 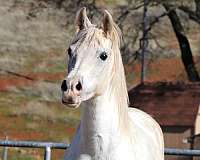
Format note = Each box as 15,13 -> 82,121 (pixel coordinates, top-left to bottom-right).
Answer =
63,103 -> 80,108
67,103 -> 80,108
62,92 -> 95,108
62,99 -> 81,108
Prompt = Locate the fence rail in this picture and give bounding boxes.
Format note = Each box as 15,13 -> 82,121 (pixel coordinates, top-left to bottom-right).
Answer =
0,140 -> 70,160
0,140 -> 69,149
0,140 -> 200,160
165,148 -> 200,156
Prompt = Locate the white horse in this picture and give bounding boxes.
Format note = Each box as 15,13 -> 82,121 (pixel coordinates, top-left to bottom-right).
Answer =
61,7 -> 164,160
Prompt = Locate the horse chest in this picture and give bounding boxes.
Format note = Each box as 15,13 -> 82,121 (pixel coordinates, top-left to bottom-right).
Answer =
81,134 -> 116,157
80,134 -> 133,160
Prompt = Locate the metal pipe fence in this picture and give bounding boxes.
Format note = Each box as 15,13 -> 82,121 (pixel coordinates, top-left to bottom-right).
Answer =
0,140 -> 70,160
0,140 -> 200,160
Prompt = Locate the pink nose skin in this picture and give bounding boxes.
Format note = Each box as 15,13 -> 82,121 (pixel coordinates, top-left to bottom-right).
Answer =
61,79 -> 82,106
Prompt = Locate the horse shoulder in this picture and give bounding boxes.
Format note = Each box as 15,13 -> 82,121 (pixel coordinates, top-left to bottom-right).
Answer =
128,107 -> 164,160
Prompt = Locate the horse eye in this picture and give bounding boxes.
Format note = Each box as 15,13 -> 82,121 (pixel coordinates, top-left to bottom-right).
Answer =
99,52 -> 108,61
68,47 -> 72,57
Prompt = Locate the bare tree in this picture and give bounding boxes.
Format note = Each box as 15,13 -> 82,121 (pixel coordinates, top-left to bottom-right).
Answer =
122,0 -> 200,82
163,3 -> 200,81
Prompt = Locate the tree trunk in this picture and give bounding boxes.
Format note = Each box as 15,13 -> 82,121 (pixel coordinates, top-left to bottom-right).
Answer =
164,4 -> 200,82
141,0 -> 149,84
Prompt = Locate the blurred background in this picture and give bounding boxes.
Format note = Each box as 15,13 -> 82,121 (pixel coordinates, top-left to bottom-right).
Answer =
0,0 -> 199,159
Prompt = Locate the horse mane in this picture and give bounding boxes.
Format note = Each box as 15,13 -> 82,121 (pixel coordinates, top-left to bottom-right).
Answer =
108,24 -> 130,131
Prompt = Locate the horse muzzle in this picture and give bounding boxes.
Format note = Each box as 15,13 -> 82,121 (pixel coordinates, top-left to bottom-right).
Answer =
62,91 -> 81,108
61,79 -> 82,108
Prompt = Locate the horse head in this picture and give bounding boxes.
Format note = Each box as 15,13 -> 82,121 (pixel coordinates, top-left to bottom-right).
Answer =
61,7 -> 122,108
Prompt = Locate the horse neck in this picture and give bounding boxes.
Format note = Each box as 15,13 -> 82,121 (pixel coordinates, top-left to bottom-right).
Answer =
79,74 -> 130,156
79,91 -> 120,155
81,88 -> 121,132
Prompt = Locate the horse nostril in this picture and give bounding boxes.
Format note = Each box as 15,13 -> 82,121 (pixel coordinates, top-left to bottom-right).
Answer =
61,80 -> 68,91
75,81 -> 82,91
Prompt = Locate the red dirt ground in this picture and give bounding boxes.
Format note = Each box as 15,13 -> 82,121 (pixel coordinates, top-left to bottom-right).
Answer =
0,132 -> 45,140
0,72 -> 65,91
0,126 -> 75,141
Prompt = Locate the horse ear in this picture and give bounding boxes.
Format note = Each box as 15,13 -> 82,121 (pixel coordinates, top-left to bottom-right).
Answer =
75,7 -> 92,32
102,10 -> 114,37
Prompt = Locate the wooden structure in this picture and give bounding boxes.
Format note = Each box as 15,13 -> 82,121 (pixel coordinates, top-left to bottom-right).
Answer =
128,82 -> 200,160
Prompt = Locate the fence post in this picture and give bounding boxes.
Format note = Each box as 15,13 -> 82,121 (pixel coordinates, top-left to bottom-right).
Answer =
2,136 -> 8,160
44,146 -> 51,160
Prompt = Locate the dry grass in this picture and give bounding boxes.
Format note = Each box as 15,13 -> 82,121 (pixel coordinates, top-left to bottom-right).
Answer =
13,101 -> 57,121
0,0 -> 72,73
10,81 -> 61,101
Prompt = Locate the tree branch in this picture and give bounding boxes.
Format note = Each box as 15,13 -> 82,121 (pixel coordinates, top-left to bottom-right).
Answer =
116,3 -> 144,25
178,6 -> 200,24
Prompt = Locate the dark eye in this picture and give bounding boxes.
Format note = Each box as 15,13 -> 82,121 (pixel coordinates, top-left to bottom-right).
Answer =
68,47 -> 72,57
99,52 -> 108,61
